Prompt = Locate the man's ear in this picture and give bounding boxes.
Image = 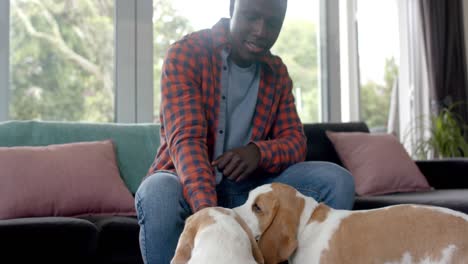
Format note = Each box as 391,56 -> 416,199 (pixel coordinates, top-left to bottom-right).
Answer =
258,202 -> 298,264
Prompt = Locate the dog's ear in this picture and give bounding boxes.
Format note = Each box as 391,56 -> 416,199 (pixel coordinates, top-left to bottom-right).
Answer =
258,198 -> 298,264
170,216 -> 197,264
251,238 -> 265,264
236,213 -> 265,264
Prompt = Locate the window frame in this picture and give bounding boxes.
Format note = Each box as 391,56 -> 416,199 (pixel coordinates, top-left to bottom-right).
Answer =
135,0 -> 154,123
339,0 -> 360,122
115,0 -> 138,123
115,0 -> 153,123
0,0 -> 154,123
1,0 -> 341,124
0,1 -> 9,121
320,0 -> 342,122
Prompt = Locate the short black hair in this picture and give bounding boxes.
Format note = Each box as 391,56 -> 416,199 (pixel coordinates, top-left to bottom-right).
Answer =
229,0 -> 288,17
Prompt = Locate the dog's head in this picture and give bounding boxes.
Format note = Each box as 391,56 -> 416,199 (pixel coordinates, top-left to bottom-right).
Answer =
234,183 -> 309,264
171,207 -> 264,264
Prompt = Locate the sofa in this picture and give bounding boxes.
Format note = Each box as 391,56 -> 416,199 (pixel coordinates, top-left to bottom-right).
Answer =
0,120 -> 467,263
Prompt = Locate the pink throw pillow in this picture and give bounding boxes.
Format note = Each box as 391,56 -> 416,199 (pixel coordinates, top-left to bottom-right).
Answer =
0,140 -> 136,220
326,131 -> 432,196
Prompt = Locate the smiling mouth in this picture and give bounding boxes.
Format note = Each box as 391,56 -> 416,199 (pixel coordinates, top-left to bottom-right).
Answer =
245,41 -> 266,54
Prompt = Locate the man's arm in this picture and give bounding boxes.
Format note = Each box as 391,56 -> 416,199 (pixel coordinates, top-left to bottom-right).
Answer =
160,40 -> 217,212
252,64 -> 307,173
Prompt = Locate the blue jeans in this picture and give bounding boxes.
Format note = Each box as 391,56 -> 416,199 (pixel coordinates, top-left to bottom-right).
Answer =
134,161 -> 355,264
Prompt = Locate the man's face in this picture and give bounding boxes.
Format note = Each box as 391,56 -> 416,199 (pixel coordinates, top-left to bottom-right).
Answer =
229,0 -> 287,67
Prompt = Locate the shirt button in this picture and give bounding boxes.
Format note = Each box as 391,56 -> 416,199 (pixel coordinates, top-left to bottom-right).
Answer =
219,130 -> 224,134
223,66 -> 227,71
222,95 -> 226,100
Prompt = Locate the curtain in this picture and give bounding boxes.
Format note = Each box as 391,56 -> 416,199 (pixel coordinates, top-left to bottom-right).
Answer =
419,0 -> 468,136
396,0 -> 431,156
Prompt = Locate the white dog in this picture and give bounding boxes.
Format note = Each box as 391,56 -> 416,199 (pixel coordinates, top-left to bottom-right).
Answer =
234,183 -> 468,264
171,206 -> 264,264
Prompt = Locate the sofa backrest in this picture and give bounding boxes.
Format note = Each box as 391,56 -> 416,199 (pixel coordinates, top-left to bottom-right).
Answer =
303,122 -> 369,166
0,120 -> 160,194
0,120 -> 370,193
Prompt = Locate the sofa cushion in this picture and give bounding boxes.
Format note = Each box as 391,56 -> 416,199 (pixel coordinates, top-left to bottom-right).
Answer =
0,120 -> 160,193
83,216 -> 143,264
0,217 -> 98,263
326,131 -> 432,196
354,189 -> 468,214
0,140 -> 136,220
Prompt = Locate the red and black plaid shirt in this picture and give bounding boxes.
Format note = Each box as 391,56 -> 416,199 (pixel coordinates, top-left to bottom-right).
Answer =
149,18 -> 306,212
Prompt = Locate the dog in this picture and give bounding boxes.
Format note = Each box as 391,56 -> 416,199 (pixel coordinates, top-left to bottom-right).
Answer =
234,183 -> 468,264
171,206 -> 264,264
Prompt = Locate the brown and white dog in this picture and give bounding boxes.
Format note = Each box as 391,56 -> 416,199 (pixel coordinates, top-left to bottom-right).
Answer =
171,206 -> 264,264
234,183 -> 468,264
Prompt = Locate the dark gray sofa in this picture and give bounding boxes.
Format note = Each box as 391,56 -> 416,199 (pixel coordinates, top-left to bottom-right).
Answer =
303,122 -> 468,213
1,121 -> 467,264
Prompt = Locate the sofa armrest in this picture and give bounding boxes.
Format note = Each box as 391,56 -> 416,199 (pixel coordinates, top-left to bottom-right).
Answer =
416,159 -> 468,189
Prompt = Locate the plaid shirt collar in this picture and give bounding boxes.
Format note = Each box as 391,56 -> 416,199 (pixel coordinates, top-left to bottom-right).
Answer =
211,18 -> 276,72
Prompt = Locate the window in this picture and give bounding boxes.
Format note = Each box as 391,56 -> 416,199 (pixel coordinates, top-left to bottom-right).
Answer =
9,0 -> 115,122
272,0 -> 321,123
1,0 -> 328,124
356,0 -> 400,132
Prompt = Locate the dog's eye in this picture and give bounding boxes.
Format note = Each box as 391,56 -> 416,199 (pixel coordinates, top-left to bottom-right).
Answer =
252,203 -> 262,213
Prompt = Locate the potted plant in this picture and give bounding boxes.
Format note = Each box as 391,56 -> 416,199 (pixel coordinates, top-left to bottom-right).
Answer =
410,103 -> 468,159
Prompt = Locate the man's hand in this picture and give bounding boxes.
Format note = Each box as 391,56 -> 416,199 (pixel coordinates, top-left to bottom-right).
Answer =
212,143 -> 260,182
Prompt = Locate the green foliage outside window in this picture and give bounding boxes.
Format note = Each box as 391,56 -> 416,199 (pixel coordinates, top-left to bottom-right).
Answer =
10,0 -> 114,122
11,0 -> 391,127
272,20 -> 319,123
360,57 -> 398,130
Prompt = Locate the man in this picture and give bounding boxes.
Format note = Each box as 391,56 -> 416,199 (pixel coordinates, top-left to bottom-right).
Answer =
135,0 -> 355,263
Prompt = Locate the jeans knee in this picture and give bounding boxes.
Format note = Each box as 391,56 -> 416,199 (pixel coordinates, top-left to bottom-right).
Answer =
326,163 -> 354,190
294,161 -> 355,209
134,173 -> 186,264
135,172 -> 182,205
323,162 -> 355,209
292,161 -> 352,183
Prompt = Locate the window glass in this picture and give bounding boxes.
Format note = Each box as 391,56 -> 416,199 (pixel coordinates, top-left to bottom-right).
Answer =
10,0 -> 115,122
357,0 -> 400,132
272,0 -> 321,123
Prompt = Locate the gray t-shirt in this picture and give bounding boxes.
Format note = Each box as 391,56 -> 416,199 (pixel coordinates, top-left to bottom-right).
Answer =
213,49 -> 260,183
